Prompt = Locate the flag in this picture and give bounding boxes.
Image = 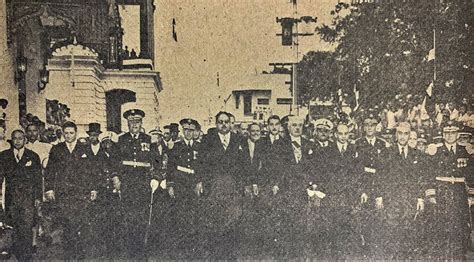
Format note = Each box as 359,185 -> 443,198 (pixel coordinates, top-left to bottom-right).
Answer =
172,18 -> 178,42
427,48 -> 435,61
426,81 -> 433,97
353,84 -> 360,111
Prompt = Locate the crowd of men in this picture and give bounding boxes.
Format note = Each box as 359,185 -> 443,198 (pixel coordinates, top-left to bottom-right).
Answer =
0,104 -> 472,260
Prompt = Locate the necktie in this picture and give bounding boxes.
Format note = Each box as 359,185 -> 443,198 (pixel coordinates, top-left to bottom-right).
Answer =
401,147 -> 405,159
15,152 -> 20,163
292,141 -> 302,163
222,136 -> 228,150
450,146 -> 455,155
341,145 -> 346,154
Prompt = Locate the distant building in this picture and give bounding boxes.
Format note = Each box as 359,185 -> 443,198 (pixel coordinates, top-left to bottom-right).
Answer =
226,74 -> 304,124
1,0 -> 162,135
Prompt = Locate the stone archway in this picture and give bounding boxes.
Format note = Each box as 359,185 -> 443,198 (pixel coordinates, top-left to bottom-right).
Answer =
106,89 -> 136,133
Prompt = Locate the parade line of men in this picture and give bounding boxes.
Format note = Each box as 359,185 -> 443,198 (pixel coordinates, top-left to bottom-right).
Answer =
0,108 -> 472,260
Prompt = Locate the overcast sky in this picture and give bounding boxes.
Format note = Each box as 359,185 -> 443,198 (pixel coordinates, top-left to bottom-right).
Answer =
151,0 -> 340,125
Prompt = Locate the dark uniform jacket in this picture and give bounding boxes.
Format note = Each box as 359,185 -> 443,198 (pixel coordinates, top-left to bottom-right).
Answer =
83,143 -> 119,196
354,136 -> 389,199
168,139 -> 200,196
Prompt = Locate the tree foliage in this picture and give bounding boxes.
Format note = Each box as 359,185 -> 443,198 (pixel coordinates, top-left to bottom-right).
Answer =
298,0 -> 474,108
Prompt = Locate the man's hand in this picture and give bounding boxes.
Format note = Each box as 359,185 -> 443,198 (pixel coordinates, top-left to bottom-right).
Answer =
150,179 -> 159,193
45,190 -> 55,201
244,186 -> 252,197
252,184 -> 259,196
112,176 -> 121,191
195,182 -> 203,196
375,197 -> 383,209
428,197 -> 437,205
416,198 -> 425,211
168,186 -> 175,198
272,185 -> 279,195
90,191 -> 98,201
360,193 -> 368,204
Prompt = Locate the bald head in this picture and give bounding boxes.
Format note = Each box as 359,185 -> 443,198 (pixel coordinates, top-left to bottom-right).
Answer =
335,123 -> 349,144
396,122 -> 411,146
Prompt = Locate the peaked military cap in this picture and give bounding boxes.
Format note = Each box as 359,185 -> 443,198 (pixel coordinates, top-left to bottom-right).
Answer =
123,109 -> 145,120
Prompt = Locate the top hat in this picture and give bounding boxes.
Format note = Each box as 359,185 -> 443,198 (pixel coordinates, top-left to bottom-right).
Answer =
87,123 -> 102,135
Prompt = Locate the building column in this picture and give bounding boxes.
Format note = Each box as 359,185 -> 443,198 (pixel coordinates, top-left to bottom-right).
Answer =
0,0 -> 19,133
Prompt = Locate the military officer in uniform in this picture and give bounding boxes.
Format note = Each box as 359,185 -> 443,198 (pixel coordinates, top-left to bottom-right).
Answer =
354,109 -> 389,257
165,118 -> 201,257
115,109 -> 163,258
425,121 -> 472,259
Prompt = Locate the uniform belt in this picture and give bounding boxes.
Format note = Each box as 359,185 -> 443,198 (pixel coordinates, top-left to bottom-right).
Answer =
435,176 -> 465,184
122,160 -> 151,168
177,166 -> 195,174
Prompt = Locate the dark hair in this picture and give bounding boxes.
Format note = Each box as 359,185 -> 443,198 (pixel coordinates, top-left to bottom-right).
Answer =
215,111 -> 230,122
26,122 -> 39,130
62,121 -> 77,131
267,115 -> 280,123
248,122 -> 260,132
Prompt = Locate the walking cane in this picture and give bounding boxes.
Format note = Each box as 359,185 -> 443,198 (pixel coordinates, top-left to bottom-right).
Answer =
144,180 -> 159,246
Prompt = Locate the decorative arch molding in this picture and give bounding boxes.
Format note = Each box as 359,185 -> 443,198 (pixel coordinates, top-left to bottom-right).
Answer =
8,5 -> 77,43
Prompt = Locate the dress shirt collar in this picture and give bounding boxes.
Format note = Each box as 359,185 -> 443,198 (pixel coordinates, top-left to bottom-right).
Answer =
14,147 -> 25,161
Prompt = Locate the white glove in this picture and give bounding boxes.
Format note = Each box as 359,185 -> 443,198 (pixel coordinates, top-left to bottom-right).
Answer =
168,186 -> 175,198
195,182 -> 203,196
416,198 -> 424,211
272,185 -> 279,195
160,179 -> 167,189
375,197 -> 383,209
90,191 -> 98,201
112,176 -> 121,191
150,179 -> 159,193
45,190 -> 55,201
252,184 -> 259,196
360,193 -> 368,204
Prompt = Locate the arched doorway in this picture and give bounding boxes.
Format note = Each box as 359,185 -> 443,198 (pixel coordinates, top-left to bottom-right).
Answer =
106,89 -> 136,133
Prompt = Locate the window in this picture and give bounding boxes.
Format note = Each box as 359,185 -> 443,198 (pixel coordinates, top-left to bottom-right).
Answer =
257,98 -> 269,105
277,98 -> 292,105
243,94 -> 252,116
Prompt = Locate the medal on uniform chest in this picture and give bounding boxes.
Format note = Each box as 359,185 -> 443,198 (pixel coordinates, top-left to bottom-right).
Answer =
141,142 -> 150,152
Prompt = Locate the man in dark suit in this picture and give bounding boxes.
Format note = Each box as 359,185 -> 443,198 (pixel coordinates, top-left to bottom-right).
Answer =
0,129 -> 42,260
272,115 -> 314,258
44,121 -> 92,259
115,109 -> 163,258
197,111 -> 242,260
381,122 -> 427,259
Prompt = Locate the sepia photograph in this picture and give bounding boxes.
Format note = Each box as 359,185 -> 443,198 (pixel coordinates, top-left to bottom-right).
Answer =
0,0 -> 473,260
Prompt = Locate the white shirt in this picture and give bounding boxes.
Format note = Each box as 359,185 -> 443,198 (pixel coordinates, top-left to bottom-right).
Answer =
91,143 -> 100,156
445,143 -> 457,154
318,140 -> 329,148
398,144 -> 408,159
270,134 -> 279,144
366,136 -> 376,147
248,139 -> 255,162
13,147 -> 25,162
336,141 -> 347,154
218,132 -> 231,149
184,138 -> 193,147
290,135 -> 302,163
66,140 -> 77,154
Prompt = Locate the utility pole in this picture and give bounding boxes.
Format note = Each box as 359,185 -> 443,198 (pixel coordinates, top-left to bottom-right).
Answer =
275,0 -> 317,115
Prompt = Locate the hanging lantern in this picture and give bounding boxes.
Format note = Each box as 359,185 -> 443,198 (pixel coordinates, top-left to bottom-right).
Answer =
37,66 -> 49,92
15,55 -> 27,82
